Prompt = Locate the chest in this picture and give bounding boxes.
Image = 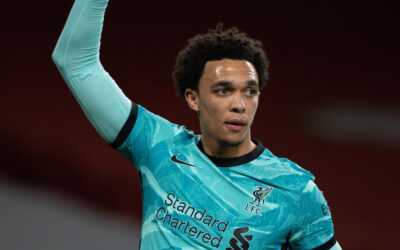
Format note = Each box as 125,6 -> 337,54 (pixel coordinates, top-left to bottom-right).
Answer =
139,148 -> 298,248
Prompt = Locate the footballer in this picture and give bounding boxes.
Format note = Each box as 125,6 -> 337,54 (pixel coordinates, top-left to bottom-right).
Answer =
52,0 -> 341,249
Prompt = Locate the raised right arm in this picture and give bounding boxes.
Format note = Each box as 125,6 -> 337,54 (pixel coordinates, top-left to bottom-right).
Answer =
52,0 -> 132,146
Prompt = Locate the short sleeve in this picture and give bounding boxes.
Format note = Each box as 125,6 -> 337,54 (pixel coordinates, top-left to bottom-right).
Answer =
288,180 -> 336,249
112,104 -> 182,169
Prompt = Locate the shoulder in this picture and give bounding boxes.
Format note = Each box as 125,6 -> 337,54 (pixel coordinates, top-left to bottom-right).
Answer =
135,105 -> 193,137
116,104 -> 196,162
252,146 -> 316,192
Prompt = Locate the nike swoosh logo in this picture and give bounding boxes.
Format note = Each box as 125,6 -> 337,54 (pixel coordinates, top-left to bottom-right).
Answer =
171,154 -> 198,167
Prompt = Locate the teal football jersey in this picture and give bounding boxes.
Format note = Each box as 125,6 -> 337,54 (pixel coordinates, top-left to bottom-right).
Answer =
114,104 -> 336,249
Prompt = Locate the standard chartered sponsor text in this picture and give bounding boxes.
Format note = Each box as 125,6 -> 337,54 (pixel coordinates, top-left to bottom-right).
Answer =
155,192 -> 230,248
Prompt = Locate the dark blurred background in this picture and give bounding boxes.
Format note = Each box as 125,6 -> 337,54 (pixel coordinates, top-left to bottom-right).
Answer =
1,0 -> 399,249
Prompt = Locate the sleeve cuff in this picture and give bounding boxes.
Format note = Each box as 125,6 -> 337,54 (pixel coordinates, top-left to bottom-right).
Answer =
109,102 -> 138,149
311,236 -> 337,250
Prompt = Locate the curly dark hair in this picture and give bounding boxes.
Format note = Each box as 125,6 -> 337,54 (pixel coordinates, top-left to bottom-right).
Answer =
173,23 -> 269,98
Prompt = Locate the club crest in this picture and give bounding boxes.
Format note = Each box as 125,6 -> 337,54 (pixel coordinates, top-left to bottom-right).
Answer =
244,186 -> 273,216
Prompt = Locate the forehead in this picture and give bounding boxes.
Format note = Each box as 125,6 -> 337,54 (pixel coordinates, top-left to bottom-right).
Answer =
201,59 -> 259,83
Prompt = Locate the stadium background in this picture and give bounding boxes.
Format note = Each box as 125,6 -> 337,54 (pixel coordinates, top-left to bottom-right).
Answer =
1,0 -> 399,249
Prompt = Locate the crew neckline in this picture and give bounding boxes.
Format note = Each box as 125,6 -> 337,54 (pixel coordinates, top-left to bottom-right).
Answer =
197,139 -> 265,167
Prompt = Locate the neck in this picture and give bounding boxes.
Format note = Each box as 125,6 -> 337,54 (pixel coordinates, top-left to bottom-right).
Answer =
200,133 -> 256,158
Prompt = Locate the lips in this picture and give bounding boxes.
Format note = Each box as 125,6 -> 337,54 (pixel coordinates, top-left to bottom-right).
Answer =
224,118 -> 247,131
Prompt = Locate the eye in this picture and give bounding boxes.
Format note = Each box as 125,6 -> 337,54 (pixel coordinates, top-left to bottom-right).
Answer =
214,88 -> 229,95
246,88 -> 257,96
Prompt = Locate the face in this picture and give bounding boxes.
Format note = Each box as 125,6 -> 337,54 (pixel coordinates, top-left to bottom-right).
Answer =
185,59 -> 260,147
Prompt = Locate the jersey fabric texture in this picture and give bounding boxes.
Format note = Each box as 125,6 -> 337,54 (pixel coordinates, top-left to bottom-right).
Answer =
113,103 -> 336,249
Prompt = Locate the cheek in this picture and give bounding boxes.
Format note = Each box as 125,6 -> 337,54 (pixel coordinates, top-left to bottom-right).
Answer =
200,97 -> 225,117
247,99 -> 259,117
200,104 -> 218,124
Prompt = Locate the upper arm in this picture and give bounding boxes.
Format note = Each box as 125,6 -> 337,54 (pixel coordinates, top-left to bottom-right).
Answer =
115,105 -> 184,169
62,65 -> 132,143
288,180 -> 336,249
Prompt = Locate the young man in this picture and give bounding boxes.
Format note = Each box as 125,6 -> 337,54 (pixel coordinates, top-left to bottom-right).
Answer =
52,0 -> 341,249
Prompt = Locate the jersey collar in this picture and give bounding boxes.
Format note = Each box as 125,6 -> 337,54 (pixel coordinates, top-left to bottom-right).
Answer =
197,139 -> 265,167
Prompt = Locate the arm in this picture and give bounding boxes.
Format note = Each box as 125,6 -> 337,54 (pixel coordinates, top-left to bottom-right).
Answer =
288,180 -> 340,249
52,0 -> 132,146
330,242 -> 342,250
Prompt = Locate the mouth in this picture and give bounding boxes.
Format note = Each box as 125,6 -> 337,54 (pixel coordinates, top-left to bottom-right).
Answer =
224,119 -> 247,132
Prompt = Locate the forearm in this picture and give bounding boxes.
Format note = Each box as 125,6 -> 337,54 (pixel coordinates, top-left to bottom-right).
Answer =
52,0 -> 108,76
330,242 -> 342,250
52,0 -> 131,144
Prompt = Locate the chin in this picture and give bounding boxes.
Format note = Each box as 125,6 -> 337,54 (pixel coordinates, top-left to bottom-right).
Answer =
217,137 -> 245,147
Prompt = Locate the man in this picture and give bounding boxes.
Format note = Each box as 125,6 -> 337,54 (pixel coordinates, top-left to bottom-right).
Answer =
52,0 -> 341,249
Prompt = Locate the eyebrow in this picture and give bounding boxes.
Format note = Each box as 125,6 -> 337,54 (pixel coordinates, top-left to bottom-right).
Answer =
246,80 -> 259,88
210,80 -> 259,88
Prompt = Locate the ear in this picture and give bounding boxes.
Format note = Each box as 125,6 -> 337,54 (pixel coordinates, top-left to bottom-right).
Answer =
184,88 -> 199,112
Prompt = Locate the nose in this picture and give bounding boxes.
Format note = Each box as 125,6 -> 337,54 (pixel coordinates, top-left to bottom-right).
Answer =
230,92 -> 246,113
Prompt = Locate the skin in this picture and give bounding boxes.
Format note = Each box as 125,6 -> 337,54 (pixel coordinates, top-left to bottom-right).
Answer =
185,59 -> 260,158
